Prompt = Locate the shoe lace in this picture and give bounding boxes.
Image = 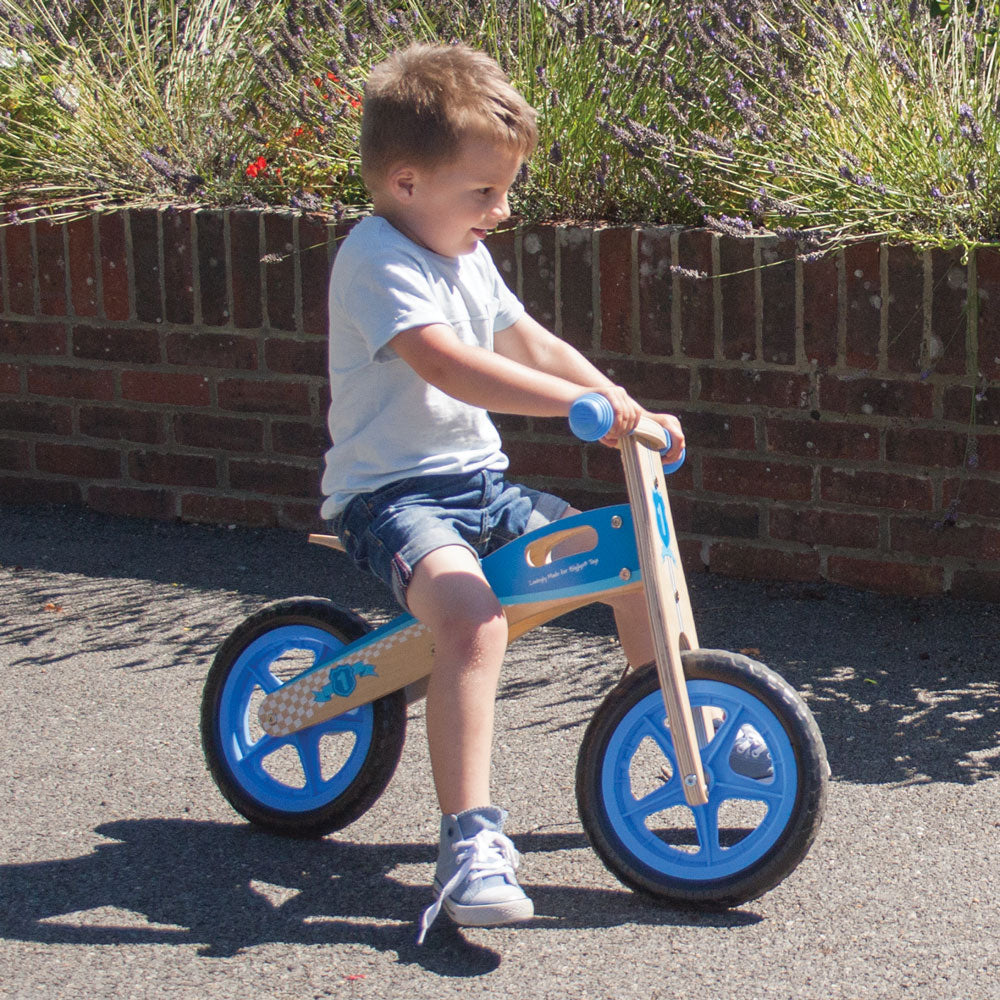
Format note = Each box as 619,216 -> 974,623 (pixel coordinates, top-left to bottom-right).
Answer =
416,830 -> 520,944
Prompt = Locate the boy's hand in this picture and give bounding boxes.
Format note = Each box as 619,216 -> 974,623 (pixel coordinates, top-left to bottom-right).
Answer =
591,385 -> 643,444
646,411 -> 686,465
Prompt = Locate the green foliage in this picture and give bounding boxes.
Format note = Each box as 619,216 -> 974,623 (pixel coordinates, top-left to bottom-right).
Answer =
0,0 -> 998,255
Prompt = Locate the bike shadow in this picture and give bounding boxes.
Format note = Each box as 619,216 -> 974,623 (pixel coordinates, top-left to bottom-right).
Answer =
0,819 -> 760,974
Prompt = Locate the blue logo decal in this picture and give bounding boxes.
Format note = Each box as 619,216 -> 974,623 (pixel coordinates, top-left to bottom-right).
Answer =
652,489 -> 671,552
314,662 -> 377,702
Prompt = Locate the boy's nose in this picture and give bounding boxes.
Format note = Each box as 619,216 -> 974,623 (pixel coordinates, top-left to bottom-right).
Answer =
492,193 -> 510,222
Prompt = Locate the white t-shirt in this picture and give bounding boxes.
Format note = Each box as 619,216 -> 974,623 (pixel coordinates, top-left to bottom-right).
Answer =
320,216 -> 525,519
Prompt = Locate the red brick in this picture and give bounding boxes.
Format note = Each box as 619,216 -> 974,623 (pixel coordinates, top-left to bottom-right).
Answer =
819,374 -> 932,419
66,216 -> 98,317
801,251 -> 838,367
4,220 -> 34,315
843,241 -> 881,369
98,211 -> 130,321
884,427 -> 970,469
820,467 -> 933,511
558,226 -> 595,352
604,357 -> 690,407
0,438 -> 29,470
521,224 -> 557,333
976,246 -> 1000,380
174,412 -> 264,452
163,208 -> 194,325
973,433 -> 1000,471
891,514 -> 1000,560
760,238 -> 796,365
271,419 -> 328,457
708,542 -> 821,582
299,214 -> 332,337
27,364 -> 114,401
121,370 -> 211,406
230,211 -> 263,329
484,226 -> 516,294
942,477 -> 1000,519
0,362 -> 19,394
703,456 -> 813,502
638,227 -> 675,357
129,449 -> 218,487
671,494 -> 759,539
131,208 -> 163,324
941,383 -> 976,423
196,210 -> 229,327
264,337 -> 325,377
0,475 -> 82,505
672,409 -> 755,451
886,244 -> 923,373
586,439 -> 695,492
35,219 -> 67,317
166,331 -> 258,370
718,236 -> 755,360
180,492 -> 277,527
278,499 -> 324,532
769,507 -> 879,550
0,320 -> 66,357
766,417 -> 879,461
699,366 -> 809,409
598,226 -> 632,353
950,568 -> 1000,601
217,378 -> 311,415
675,228 -> 715,360
36,441 -> 121,479
928,247 -> 969,376
228,458 -> 318,498
264,212 -> 296,331
88,484 -> 175,520
826,555 -> 943,596
79,405 -> 163,444
505,439 -> 584,479
73,325 -> 160,364
0,400 -> 72,435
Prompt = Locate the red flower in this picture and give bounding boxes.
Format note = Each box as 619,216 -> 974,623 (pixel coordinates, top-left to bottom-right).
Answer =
245,155 -> 268,178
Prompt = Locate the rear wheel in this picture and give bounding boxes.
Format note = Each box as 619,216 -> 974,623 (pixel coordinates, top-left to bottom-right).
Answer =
576,650 -> 827,906
201,598 -> 406,837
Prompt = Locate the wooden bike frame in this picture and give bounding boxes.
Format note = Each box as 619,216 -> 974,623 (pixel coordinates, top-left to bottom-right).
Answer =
257,418 -> 709,806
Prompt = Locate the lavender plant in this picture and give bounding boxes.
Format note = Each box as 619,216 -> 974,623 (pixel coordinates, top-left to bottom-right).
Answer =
0,0 -> 998,255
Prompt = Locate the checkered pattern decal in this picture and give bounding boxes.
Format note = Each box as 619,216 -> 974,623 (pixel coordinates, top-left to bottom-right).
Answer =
259,620 -> 429,736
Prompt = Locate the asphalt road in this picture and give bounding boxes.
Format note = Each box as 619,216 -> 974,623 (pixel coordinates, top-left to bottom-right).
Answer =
2,502 -> 999,1000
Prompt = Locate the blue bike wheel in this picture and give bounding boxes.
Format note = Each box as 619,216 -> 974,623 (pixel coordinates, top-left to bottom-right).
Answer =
201,598 -> 406,837
576,651 -> 827,906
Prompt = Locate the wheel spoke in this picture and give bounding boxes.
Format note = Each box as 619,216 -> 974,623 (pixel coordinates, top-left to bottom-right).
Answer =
712,772 -> 785,804
692,802 -> 721,862
624,778 -> 687,819
239,732 -> 284,765
292,728 -> 326,794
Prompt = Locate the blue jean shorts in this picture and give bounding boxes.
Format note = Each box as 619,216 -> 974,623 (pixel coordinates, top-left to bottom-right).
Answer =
329,469 -> 569,610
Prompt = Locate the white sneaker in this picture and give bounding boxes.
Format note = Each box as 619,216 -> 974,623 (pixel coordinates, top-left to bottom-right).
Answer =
416,806 -> 533,944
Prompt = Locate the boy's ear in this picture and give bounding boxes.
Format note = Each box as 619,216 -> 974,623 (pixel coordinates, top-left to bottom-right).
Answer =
385,164 -> 417,203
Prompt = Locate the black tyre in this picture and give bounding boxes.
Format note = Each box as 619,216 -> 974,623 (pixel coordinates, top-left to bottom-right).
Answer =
576,650 -> 827,907
201,597 -> 406,837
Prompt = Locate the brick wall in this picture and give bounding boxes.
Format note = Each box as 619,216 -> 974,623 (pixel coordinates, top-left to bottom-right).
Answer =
2,207 -> 999,600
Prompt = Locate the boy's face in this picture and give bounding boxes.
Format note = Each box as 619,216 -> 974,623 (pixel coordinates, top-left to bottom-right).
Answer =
381,136 -> 523,258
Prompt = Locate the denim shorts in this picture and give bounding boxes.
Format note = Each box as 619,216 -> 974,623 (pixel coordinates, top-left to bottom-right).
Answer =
329,469 -> 569,610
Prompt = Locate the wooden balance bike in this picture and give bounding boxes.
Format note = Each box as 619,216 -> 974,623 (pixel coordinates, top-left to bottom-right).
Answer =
201,393 -> 828,908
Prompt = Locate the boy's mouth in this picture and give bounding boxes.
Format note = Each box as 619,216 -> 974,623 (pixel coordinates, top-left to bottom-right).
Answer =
471,227 -> 488,239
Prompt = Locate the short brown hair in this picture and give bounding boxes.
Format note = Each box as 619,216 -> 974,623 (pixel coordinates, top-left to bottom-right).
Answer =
360,43 -> 538,190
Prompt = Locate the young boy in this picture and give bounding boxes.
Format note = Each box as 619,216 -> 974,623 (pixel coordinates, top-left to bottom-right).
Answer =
320,42 -> 685,942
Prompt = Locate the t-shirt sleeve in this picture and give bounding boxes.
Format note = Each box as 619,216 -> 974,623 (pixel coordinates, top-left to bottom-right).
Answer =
337,251 -> 447,361
487,252 -> 525,332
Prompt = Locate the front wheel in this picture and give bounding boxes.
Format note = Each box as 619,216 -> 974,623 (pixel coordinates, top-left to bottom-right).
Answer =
201,598 -> 407,837
576,650 -> 827,907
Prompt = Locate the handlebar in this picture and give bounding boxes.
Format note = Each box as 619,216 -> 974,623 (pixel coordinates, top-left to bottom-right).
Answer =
568,392 -> 686,475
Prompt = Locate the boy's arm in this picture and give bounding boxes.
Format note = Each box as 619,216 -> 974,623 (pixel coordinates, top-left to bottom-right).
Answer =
494,314 -> 685,456
390,317 -> 683,456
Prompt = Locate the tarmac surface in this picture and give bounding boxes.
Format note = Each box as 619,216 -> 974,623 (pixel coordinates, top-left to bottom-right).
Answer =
2,501 -> 999,1000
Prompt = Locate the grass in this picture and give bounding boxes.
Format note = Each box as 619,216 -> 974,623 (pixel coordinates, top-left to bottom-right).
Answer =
1,1 -> 999,255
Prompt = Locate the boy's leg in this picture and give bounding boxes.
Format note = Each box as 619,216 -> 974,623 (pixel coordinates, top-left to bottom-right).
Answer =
405,542 -> 534,940
404,542 -> 509,815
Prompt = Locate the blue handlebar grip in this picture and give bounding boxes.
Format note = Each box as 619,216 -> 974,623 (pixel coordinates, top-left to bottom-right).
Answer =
662,447 -> 686,476
568,393 -> 614,441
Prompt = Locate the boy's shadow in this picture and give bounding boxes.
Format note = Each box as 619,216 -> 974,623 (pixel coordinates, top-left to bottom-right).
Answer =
0,819 -> 759,975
